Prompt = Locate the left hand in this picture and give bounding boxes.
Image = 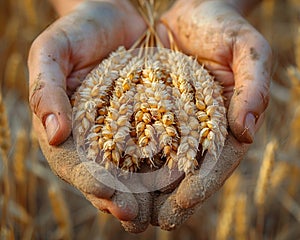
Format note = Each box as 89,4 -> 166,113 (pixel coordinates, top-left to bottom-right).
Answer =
152,0 -> 272,229
28,0 -> 152,233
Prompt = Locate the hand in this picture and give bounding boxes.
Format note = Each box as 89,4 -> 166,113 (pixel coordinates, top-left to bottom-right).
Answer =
28,0 -> 151,232
153,0 -> 272,229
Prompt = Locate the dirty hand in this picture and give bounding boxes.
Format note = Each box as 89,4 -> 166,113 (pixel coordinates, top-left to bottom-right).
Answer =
153,0 -> 272,229
28,0 -> 151,232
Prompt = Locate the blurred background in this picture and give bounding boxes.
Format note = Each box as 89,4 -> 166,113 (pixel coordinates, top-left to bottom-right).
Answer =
0,0 -> 300,239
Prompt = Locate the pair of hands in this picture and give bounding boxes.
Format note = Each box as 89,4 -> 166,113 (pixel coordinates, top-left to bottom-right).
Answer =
28,0 -> 272,232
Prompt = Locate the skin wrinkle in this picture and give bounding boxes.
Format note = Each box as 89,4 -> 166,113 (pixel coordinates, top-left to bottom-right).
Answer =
259,83 -> 270,107
30,73 -> 43,92
85,17 -> 98,28
29,73 -> 43,101
225,21 -> 250,59
54,27 -> 72,69
30,74 -> 70,127
40,51 -> 70,79
43,51 -> 70,87
66,75 -> 84,96
30,78 -> 45,116
231,30 -> 252,65
234,86 -> 243,96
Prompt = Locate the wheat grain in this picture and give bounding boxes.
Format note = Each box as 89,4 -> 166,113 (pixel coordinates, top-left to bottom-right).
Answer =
72,46 -> 227,174
72,42 -> 227,174
71,0 -> 227,175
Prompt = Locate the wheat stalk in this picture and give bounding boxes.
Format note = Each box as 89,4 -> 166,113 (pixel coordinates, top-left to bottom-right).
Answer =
270,161 -> 289,189
13,129 -> 27,184
71,0 -> 227,175
27,127 -> 39,217
215,172 -> 240,240
254,139 -> 278,237
0,93 -> 13,234
72,48 -> 227,174
254,139 -> 278,207
234,193 -> 248,240
0,94 -> 11,155
48,184 -> 73,240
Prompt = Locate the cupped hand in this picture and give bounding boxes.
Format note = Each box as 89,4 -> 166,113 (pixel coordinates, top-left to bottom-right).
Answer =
153,0 -> 272,229
28,0 -> 146,145
28,0 -> 151,232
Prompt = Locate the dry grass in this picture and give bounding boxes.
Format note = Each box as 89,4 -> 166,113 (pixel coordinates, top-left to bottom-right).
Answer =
1,0 -> 300,239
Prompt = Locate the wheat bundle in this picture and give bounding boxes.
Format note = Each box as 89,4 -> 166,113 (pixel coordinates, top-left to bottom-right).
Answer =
71,1 -> 227,175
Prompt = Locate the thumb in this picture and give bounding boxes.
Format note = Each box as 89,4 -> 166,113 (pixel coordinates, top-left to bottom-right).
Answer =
28,34 -> 72,145
228,28 -> 272,143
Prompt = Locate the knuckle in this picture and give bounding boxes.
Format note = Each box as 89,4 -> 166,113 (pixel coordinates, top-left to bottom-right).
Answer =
28,35 -> 45,64
29,77 -> 45,117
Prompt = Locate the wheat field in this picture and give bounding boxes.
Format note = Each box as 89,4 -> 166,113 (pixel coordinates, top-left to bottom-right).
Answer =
1,0 -> 300,239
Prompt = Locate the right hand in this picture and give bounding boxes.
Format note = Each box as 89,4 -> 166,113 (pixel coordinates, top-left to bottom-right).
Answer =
28,0 -> 151,232
152,0 -> 272,229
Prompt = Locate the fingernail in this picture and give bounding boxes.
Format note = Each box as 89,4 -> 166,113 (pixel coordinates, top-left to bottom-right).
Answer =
45,114 -> 59,143
243,113 -> 257,143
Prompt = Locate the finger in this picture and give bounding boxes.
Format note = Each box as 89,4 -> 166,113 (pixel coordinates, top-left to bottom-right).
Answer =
86,191 -> 138,221
156,192 -> 195,231
35,115 -> 141,222
28,27 -> 73,145
34,115 -> 115,199
150,192 -> 163,226
175,133 -> 248,209
228,27 -> 272,143
121,186 -> 152,233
